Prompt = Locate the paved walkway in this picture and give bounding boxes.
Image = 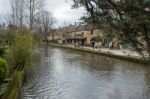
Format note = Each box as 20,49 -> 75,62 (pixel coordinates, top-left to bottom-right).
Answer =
63,44 -> 141,58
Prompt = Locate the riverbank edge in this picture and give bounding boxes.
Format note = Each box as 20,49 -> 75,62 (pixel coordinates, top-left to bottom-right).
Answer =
0,70 -> 24,99
48,44 -> 150,65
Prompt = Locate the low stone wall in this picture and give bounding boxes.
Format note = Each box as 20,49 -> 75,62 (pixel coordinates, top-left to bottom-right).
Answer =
0,70 -> 24,99
49,44 -> 150,65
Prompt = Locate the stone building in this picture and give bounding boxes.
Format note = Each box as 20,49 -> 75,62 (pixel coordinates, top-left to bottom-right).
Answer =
48,24 -> 118,47
66,28 -> 104,46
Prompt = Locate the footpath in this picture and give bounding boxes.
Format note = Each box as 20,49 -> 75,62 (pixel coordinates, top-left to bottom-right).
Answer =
65,44 -> 140,57
48,44 -> 150,64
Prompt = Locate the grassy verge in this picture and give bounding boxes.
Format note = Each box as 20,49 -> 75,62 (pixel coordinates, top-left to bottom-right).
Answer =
49,44 -> 150,65
0,71 -> 24,99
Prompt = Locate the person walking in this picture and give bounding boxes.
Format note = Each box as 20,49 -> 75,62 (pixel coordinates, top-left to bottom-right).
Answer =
108,41 -> 113,50
91,40 -> 95,50
95,42 -> 98,49
98,41 -> 102,50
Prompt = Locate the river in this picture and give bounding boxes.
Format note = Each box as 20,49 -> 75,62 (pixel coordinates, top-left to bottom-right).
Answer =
19,47 -> 150,99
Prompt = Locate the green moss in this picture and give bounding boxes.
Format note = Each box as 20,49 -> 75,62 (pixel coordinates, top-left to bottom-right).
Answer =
6,71 -> 24,99
0,71 -> 24,99
0,83 -> 8,96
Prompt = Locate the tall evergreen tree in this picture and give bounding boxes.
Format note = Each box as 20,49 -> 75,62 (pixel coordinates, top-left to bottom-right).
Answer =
72,0 -> 150,59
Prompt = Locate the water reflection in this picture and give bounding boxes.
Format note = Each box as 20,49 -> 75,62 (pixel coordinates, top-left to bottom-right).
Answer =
20,47 -> 150,99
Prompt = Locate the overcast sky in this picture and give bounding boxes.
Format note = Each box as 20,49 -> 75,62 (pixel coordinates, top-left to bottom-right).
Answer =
0,0 -> 86,27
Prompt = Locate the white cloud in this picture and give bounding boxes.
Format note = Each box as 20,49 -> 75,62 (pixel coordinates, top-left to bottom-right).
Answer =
46,0 -> 86,27
0,0 -> 10,14
0,0 -> 86,27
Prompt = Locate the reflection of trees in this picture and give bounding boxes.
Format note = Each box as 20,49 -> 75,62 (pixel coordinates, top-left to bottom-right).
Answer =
44,46 -> 49,57
143,65 -> 150,95
82,53 -> 115,71
65,50 -> 116,71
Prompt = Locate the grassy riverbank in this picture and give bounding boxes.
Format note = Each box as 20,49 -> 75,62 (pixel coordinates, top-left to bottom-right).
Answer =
0,70 -> 24,99
48,44 -> 150,65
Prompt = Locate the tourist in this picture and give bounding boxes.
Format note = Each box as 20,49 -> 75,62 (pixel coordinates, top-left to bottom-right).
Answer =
98,41 -> 102,50
91,40 -> 95,50
95,42 -> 99,49
108,41 -> 113,50
77,42 -> 80,47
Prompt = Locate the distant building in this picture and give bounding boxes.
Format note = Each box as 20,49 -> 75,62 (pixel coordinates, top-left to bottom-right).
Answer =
48,24 -> 118,47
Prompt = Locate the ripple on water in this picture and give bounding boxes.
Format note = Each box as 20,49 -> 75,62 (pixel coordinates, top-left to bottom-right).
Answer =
20,48 -> 150,99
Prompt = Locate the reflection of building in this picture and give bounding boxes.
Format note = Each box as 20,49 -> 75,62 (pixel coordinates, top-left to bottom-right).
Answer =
48,24 -> 118,47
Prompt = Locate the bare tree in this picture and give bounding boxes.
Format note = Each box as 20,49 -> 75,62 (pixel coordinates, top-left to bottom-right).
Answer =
35,10 -> 56,44
8,0 -> 45,30
9,0 -> 25,28
25,0 -> 45,31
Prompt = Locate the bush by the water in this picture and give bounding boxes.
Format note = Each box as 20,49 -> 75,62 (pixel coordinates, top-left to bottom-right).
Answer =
0,48 -> 5,57
12,30 -> 34,71
0,57 -> 8,83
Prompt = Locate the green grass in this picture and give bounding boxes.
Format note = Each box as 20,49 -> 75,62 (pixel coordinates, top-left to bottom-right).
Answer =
7,71 -> 24,99
0,83 -> 8,96
0,71 -> 24,99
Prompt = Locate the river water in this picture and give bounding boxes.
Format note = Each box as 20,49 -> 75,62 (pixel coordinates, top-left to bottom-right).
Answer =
20,47 -> 150,99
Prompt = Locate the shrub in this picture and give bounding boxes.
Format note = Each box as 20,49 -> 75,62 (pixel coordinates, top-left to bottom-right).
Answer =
12,30 -> 34,71
0,48 -> 5,57
0,57 -> 8,83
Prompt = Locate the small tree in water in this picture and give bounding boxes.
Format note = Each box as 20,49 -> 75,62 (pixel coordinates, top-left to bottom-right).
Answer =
12,30 -> 34,71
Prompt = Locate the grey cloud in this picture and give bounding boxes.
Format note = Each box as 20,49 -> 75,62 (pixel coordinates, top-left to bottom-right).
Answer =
0,0 -> 85,27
